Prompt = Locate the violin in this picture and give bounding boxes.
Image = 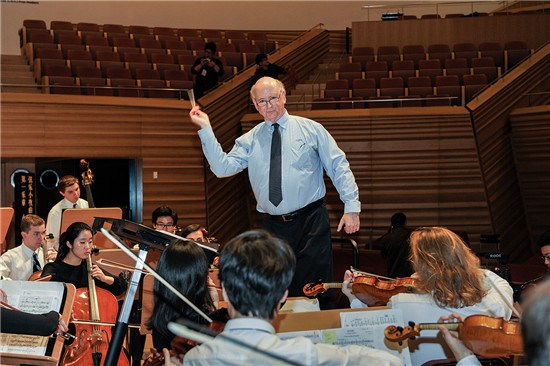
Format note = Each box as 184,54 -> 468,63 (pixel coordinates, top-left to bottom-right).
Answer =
61,255 -> 130,366
303,269 -> 418,306
384,314 -> 523,357
143,321 -> 226,366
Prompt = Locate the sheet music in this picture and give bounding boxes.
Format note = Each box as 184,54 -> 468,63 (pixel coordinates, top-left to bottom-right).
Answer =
0,281 -> 65,356
278,308 -> 412,366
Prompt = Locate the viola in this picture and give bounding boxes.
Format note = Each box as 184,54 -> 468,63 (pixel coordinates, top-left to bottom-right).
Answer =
384,314 -> 523,357
143,321 -> 226,366
61,256 -> 130,366
303,271 -> 418,306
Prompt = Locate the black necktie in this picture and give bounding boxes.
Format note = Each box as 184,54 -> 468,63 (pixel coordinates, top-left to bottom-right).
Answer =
269,123 -> 282,206
32,252 -> 42,273
73,203 -> 77,208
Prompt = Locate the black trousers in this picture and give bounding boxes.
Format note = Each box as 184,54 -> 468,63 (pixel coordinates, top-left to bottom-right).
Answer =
262,204 -> 333,300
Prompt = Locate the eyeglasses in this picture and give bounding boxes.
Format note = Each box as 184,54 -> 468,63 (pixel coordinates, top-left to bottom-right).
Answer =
542,255 -> 550,261
155,223 -> 174,230
255,92 -> 282,107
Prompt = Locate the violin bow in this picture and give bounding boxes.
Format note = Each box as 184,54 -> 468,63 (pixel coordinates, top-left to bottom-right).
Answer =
101,228 -> 213,324
350,266 -> 396,281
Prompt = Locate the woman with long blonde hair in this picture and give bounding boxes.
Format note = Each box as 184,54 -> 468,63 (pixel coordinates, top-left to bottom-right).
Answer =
343,226 -> 513,365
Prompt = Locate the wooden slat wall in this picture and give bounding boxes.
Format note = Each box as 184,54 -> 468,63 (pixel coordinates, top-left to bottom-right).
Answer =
510,105 -> 550,242
467,43 -> 550,261
352,13 -> 549,51
0,94 -> 208,227
241,108 -> 492,247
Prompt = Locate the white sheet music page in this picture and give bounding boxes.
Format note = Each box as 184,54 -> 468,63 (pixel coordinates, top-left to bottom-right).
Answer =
0,281 -> 65,355
340,308 -> 412,366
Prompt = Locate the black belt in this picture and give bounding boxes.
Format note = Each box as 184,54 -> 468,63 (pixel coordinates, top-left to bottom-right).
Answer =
269,198 -> 324,222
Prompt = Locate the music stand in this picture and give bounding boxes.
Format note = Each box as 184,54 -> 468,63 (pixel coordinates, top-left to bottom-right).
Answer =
61,208 -> 122,248
0,207 -> 14,251
0,282 -> 76,366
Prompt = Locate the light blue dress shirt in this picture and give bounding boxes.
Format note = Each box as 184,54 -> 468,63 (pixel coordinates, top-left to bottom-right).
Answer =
198,110 -> 361,215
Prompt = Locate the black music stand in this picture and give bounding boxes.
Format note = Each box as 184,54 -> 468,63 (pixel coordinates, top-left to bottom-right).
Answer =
92,218 -> 218,366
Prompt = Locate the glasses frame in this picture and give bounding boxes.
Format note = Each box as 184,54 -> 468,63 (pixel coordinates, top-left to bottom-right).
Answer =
155,223 -> 175,230
254,91 -> 282,108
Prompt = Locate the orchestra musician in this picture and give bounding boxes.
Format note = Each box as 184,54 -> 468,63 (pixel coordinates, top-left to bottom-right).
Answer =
0,214 -> 47,280
41,222 -> 127,295
45,175 -> 89,252
146,239 -> 223,359
439,279 -> 550,366
179,229 -> 403,366
342,226 -> 513,365
152,206 -> 179,235
536,229 -> 550,272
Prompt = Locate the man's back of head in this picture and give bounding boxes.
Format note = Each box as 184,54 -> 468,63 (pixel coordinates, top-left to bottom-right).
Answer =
521,280 -> 550,366
219,229 -> 295,320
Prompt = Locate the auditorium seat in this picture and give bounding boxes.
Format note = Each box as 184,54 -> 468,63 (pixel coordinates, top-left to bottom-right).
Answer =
25,33 -> 57,61
75,65 -> 102,78
365,61 -> 389,88
478,42 -> 504,68
425,94 -> 451,106
339,97 -> 364,109
167,79 -> 194,99
248,32 -> 275,53
139,79 -> 174,98
163,69 -> 190,81
324,79 -> 350,106
463,74 -> 488,104
391,60 -> 415,86
110,78 -> 139,97
220,51 -> 244,71
337,62 -> 362,88
151,53 -> 180,73
377,46 -> 400,69
435,75 -> 461,105
418,59 -> 443,86
153,27 -> 175,37
66,49 -> 95,76
79,76 -> 113,96
85,36 -> 112,54
217,43 -> 237,53
95,51 -> 123,74
368,96 -> 393,108
380,77 -> 404,99
177,29 -> 201,38
471,57 -> 499,83
444,58 -> 470,82
396,95 -> 423,107
352,78 -> 377,101
129,25 -> 152,38
402,44 -> 426,68
201,29 -> 223,39
103,23 -> 128,42
226,31 -> 246,40
50,20 -> 74,33
311,97 -> 337,110
407,76 -> 434,101
504,41 -> 530,70
189,40 -> 207,51
221,66 -> 237,82
452,43 -> 478,67
427,44 -> 451,65
44,75 -> 81,95
135,68 -> 161,81
351,47 -> 375,70
164,39 -> 188,51
138,38 -> 162,53
177,54 -> 196,70
105,67 -> 132,80
238,43 -> 260,54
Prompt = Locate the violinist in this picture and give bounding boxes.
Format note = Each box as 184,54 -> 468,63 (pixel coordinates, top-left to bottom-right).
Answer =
343,226 -> 513,365
147,239 -> 222,354
182,230 -> 403,366
40,222 -> 127,295
439,280 -> 550,366
0,214 -> 47,280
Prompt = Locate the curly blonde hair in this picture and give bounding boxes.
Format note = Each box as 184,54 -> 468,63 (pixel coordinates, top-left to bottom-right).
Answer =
410,226 -> 486,308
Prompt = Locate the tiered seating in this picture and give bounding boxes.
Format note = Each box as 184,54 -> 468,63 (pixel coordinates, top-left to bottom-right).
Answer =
22,20 -> 280,98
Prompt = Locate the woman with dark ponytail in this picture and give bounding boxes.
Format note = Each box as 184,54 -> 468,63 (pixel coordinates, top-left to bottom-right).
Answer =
41,222 -> 126,295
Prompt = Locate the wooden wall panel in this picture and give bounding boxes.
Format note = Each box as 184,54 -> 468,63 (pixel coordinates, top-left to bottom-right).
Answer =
242,108 -> 492,248
352,13 -> 549,51
510,106 -> 550,243
467,43 -> 550,261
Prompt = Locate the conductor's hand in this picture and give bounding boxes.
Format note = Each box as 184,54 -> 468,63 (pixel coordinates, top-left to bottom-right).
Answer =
189,106 -> 211,129
337,212 -> 360,234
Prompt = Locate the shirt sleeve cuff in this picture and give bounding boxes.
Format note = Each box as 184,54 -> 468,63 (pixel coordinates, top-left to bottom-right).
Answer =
197,125 -> 214,140
456,354 -> 481,366
344,201 -> 361,214
350,298 -> 368,309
